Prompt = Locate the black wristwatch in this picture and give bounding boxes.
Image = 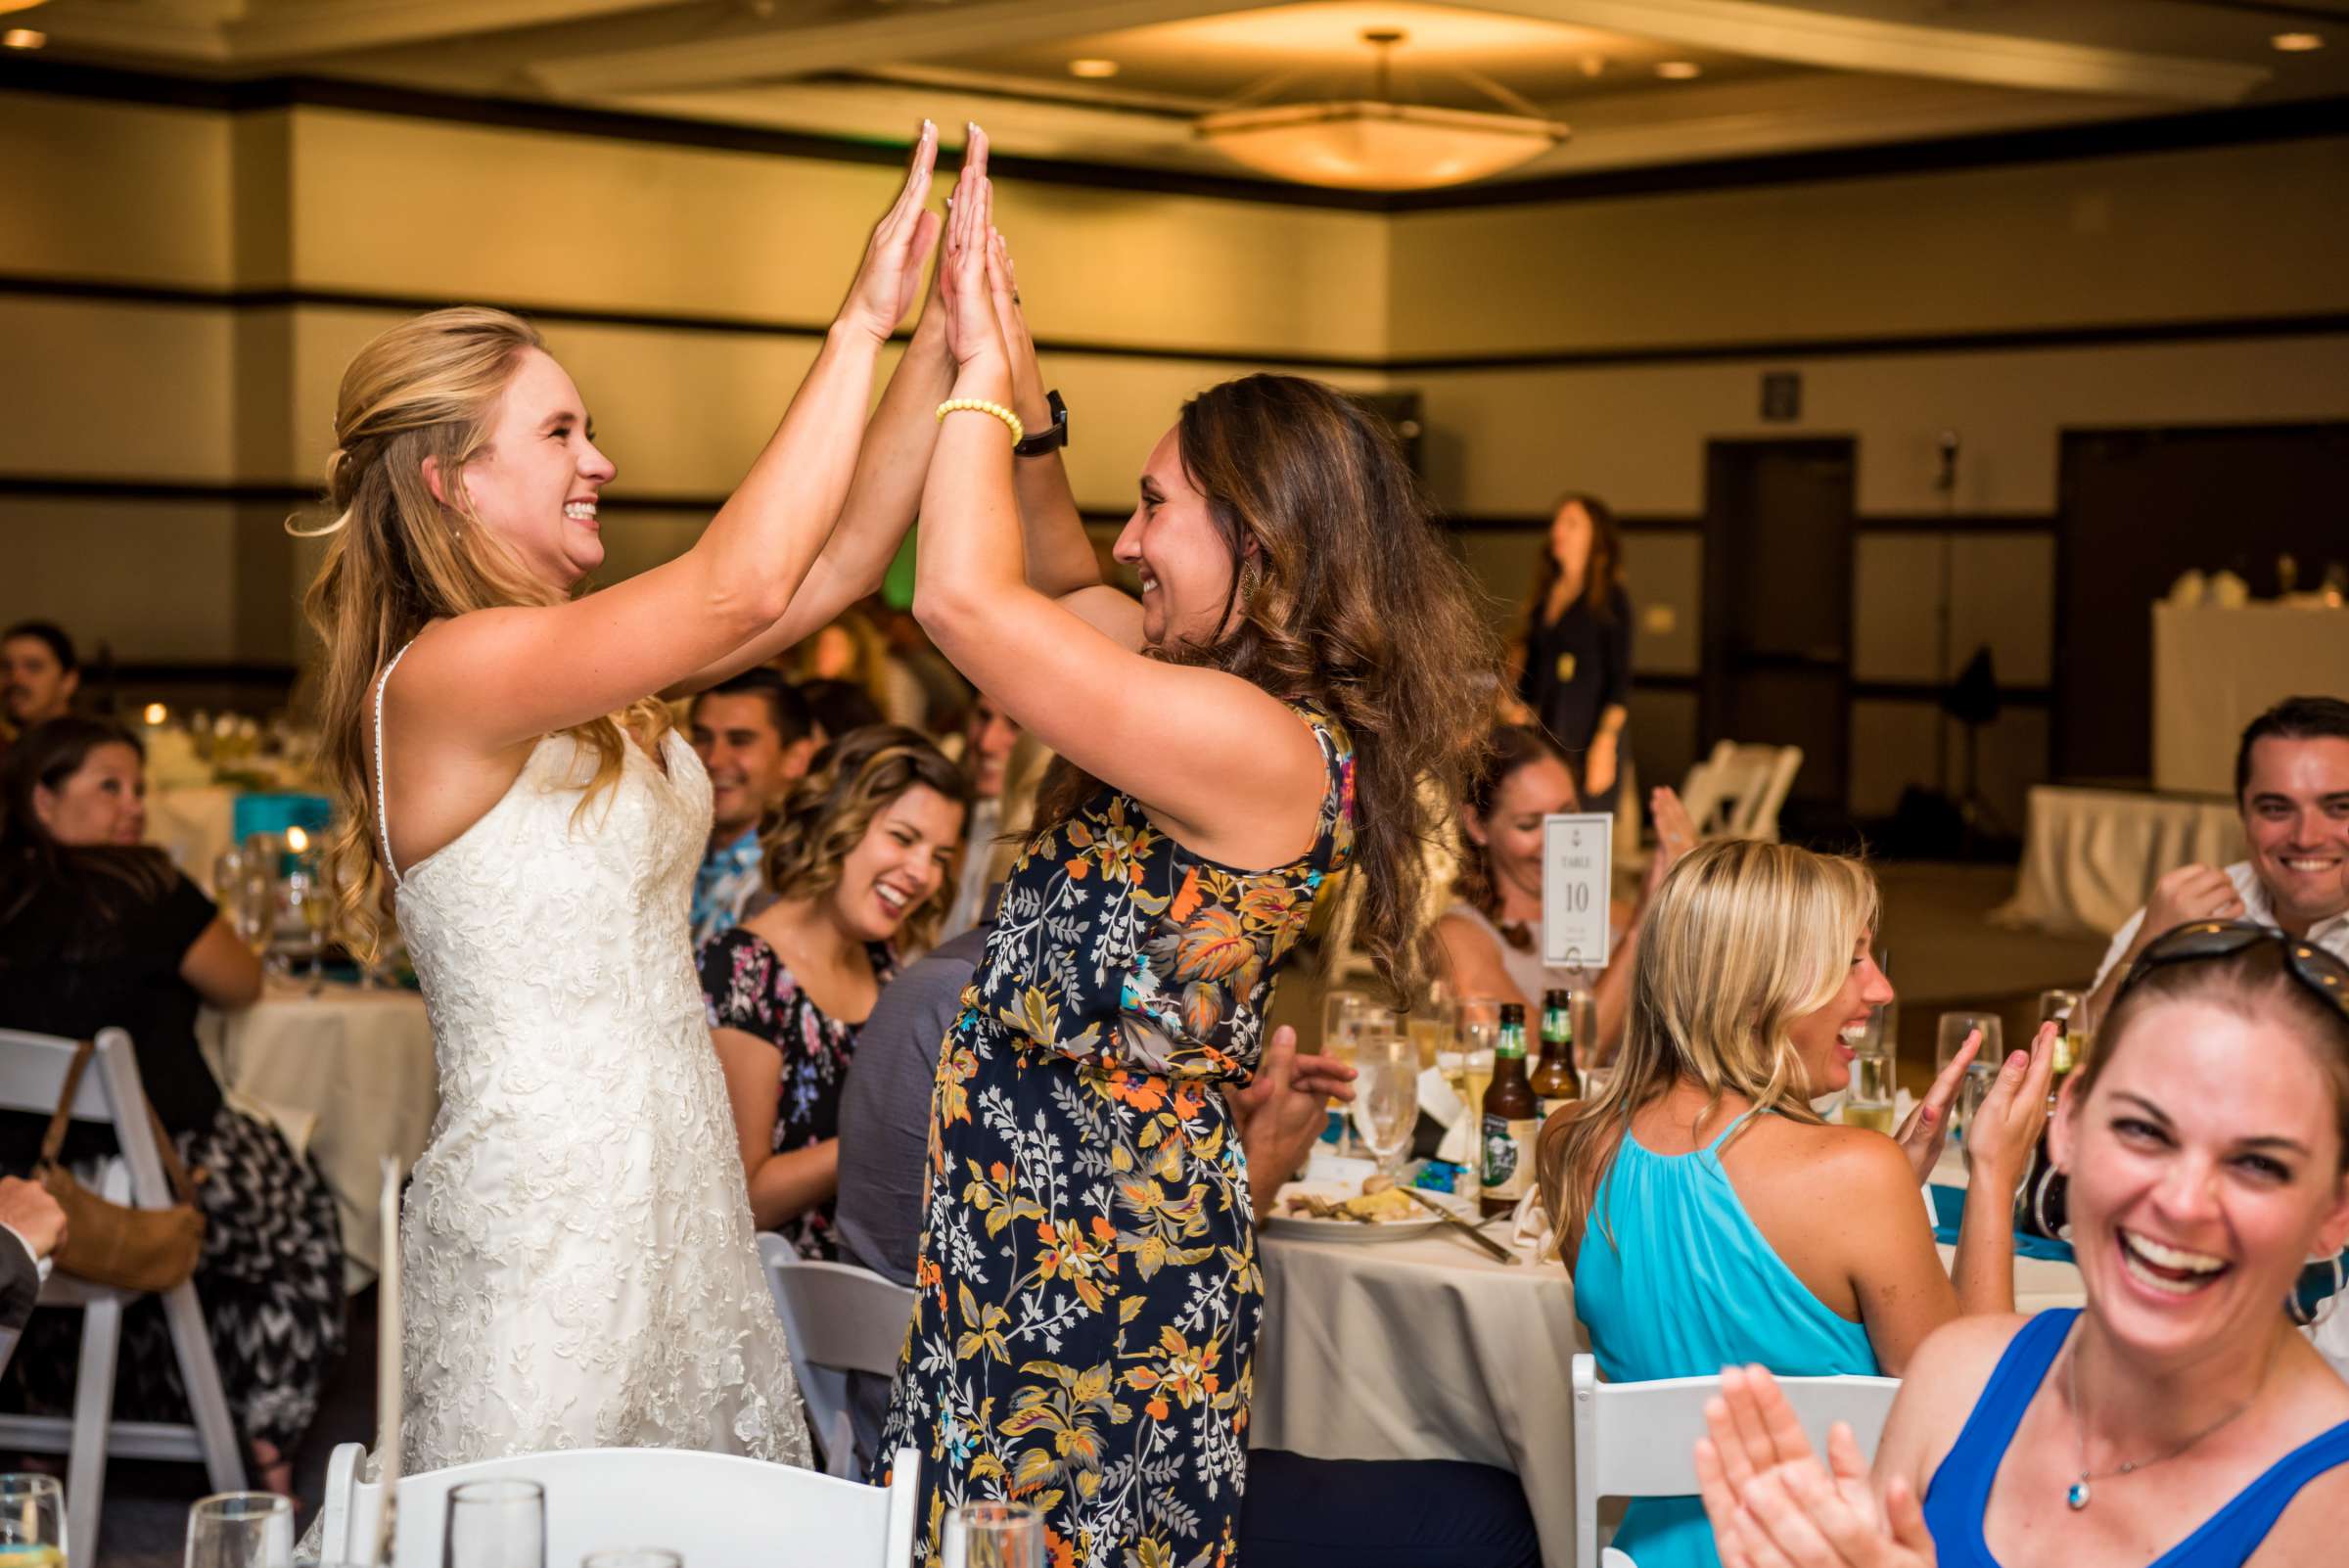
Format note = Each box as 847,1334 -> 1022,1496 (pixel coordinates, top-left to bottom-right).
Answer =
1012,390 -> 1070,457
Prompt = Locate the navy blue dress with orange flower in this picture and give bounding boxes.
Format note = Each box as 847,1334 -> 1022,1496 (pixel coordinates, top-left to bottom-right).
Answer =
879,704 -> 1355,1568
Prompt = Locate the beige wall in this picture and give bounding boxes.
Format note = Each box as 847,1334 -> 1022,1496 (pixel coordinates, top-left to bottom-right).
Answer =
5,84 -> 2345,829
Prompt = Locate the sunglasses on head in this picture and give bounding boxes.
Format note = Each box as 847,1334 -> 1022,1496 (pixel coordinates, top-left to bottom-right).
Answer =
2121,919 -> 2349,1021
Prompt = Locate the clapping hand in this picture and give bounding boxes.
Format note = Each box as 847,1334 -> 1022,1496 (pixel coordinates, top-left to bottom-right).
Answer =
833,120 -> 942,346
1695,1365 -> 1936,1568
1229,1024 -> 1358,1218
1892,1027 -> 1980,1184
1963,1020 -> 2057,1188
1642,785 -> 1699,900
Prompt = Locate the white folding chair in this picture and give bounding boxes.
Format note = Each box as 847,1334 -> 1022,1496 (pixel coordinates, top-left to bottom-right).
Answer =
1678,742 -> 1803,843
0,1027 -> 247,1562
759,1234 -> 919,1479
314,1442 -> 921,1567
1571,1354 -> 1898,1568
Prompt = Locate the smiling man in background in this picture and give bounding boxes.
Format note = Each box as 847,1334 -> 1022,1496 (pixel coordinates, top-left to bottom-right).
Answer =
688,668 -> 817,947
1,622 -> 80,757
2086,694 -> 2349,1028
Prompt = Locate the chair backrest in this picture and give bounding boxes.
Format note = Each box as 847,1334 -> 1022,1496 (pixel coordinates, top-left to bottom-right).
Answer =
760,1235 -> 918,1479
0,1027 -> 180,1211
1676,741 -> 1735,837
1571,1355 -> 1898,1568
317,1442 -> 920,1567
1681,743 -> 1803,842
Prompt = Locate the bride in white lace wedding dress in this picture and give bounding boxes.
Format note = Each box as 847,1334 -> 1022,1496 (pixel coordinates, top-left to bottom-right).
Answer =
294,123 -> 957,1475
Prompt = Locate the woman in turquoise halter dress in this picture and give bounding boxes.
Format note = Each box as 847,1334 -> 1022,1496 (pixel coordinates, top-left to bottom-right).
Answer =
878,130 -> 1495,1567
1692,925 -> 2349,1568
1538,840 -> 2055,1568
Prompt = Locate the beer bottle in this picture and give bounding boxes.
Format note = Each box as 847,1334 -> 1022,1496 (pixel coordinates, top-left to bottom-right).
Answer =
1480,1003 -> 1541,1219
1531,989 -> 1579,1121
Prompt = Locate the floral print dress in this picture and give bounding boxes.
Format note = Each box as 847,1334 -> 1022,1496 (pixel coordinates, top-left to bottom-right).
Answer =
879,705 -> 1355,1568
699,929 -> 897,1261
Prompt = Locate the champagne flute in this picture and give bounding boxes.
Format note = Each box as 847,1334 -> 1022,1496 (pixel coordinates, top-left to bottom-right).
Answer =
444,1478 -> 547,1568
287,869 -> 331,995
944,1502 -> 1044,1568
1351,1027 -> 1420,1176
186,1492 -> 293,1568
0,1474 -> 65,1568
1320,992 -> 1371,1155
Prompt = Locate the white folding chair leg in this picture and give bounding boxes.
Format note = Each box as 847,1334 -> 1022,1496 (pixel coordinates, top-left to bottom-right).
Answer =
162,1277 -> 249,1492
69,1292 -> 121,1568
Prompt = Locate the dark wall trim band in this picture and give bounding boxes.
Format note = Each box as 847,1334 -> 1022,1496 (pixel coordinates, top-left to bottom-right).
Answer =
1388,312 -> 2349,374
7,273 -> 2345,376
0,474 -> 732,514
0,275 -> 1381,373
4,57 -> 2345,216
1852,681 -> 2053,707
1447,513 -> 1702,534
1853,514 -> 2058,533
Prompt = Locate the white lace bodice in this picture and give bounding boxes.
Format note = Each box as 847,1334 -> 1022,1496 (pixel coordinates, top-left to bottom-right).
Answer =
385,716 -> 809,1471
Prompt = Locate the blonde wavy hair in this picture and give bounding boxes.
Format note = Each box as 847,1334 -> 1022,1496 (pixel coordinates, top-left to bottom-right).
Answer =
1537,838 -> 1880,1259
761,724 -> 972,953
299,306 -> 671,948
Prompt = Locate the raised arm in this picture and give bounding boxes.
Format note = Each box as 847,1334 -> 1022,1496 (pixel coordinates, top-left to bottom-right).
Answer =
398,124 -> 943,748
989,234 -> 1105,604
910,129 -> 1320,866
676,233 -> 960,692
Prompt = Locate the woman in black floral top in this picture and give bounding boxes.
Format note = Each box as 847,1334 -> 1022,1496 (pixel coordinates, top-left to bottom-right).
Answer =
699,724 -> 970,1259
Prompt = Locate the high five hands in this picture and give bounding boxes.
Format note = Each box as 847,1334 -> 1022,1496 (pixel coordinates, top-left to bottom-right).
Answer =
835,119 -> 943,346
938,123 -> 1017,404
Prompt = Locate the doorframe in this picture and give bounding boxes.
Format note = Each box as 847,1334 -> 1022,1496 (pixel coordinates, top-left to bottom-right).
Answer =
1699,436 -> 1860,812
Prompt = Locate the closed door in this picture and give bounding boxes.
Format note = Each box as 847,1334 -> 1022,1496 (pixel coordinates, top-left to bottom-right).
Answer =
2057,424 -> 2349,784
1703,438 -> 1857,819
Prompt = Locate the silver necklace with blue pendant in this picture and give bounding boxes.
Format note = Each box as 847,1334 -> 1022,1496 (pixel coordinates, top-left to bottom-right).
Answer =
2063,1333 -> 2264,1510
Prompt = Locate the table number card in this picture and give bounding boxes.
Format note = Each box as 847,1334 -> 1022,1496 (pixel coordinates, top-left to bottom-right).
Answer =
1542,814 -> 1613,971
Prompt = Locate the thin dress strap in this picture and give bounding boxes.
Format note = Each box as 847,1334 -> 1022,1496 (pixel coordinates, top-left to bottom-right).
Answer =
1702,1107 -> 1766,1155
375,639 -> 418,888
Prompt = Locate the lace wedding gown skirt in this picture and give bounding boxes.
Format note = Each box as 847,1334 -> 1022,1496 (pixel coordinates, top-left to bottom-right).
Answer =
387,730 -> 808,1470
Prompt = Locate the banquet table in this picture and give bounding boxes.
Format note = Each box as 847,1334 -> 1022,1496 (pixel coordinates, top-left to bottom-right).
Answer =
1252,1220 -> 2085,1568
198,978 -> 438,1292
1995,783 -> 2245,939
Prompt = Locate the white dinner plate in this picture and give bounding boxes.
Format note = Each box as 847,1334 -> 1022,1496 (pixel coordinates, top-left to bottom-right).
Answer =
1263,1179 -> 1479,1243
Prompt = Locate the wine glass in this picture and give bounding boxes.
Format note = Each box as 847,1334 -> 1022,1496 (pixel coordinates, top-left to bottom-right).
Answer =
0,1474 -> 65,1567
1937,1011 -> 2003,1149
186,1492 -> 293,1568
444,1478 -> 547,1568
285,869 -> 331,994
944,1502 -> 1044,1568
1320,992 -> 1373,1155
1350,1027 -> 1420,1175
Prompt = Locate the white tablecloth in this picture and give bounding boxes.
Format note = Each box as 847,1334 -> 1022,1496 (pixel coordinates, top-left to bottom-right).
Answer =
1253,1224 -> 2084,1568
198,979 -> 438,1292
147,783 -> 241,891
2154,603 -> 2349,796
1996,784 -> 2245,939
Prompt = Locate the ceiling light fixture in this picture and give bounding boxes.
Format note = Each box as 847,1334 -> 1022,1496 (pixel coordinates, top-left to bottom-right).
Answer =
2271,31 -> 2324,52
1196,28 -> 1567,192
1068,58 -> 1120,78
1,27 -> 43,49
1655,60 -> 1703,80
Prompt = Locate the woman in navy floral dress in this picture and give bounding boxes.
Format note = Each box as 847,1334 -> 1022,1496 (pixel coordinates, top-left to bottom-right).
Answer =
880,132 -> 1497,1568
701,725 -> 969,1258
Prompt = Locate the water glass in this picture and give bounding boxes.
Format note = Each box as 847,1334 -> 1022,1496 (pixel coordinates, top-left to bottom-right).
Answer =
0,1474 -> 65,1567
1937,1012 -> 2003,1143
581,1554 -> 683,1568
1350,1028 -> 1420,1173
944,1502 -> 1044,1568
444,1478 -> 547,1568
186,1492 -> 293,1568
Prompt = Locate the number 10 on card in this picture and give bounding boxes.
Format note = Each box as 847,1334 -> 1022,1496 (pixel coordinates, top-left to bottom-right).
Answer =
1542,814 -> 1613,971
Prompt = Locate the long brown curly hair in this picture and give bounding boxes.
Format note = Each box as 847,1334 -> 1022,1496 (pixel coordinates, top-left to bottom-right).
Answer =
1526,490 -> 1624,627
761,724 -> 973,952
1034,374 -> 1498,1004
299,307 -> 672,950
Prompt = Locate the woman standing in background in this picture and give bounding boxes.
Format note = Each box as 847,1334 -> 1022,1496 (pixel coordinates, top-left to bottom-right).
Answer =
1517,492 -> 1633,812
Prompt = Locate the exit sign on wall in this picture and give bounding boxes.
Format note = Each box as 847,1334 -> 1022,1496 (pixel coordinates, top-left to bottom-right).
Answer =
1761,370 -> 1802,422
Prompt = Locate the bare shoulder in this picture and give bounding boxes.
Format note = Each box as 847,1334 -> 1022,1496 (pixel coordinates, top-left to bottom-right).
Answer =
1874,1314 -> 2032,1488
1738,1115 -> 1911,1189
2250,1450 -> 2349,1567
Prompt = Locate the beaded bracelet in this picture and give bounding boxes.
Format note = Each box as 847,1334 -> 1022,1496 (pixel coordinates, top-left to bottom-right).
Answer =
935,398 -> 1025,446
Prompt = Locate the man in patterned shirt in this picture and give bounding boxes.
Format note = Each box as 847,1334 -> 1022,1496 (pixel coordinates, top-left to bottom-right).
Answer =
687,669 -> 815,947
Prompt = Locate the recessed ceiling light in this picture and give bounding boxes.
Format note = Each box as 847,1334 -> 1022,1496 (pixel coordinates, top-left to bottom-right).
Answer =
1068,58 -> 1120,78
1,28 -> 43,49
1655,60 -> 1702,80
2272,31 -> 2325,52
